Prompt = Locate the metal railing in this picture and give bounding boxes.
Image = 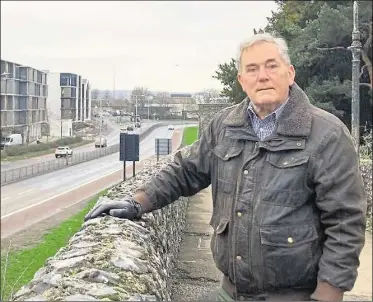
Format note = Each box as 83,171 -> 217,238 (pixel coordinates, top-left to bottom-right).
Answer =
0,122 -> 168,186
1,144 -> 120,186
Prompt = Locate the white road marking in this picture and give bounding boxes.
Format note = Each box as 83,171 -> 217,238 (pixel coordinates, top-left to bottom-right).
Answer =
18,188 -> 35,195
1,197 -> 10,201
1,167 -> 123,219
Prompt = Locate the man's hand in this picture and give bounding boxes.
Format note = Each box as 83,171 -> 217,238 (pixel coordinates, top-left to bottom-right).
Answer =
84,198 -> 143,221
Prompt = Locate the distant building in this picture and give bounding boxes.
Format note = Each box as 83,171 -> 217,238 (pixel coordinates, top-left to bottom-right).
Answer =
46,72 -> 91,137
1,59 -> 48,143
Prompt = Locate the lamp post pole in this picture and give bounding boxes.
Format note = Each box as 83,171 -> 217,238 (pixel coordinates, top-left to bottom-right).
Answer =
348,0 -> 362,155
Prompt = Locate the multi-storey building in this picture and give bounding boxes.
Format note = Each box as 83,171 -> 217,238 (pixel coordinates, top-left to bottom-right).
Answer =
47,72 -> 91,137
0,59 -> 48,143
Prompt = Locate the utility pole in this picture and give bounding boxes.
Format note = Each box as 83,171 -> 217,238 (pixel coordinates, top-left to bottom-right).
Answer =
99,97 -> 102,145
60,107 -> 63,138
147,95 -> 150,120
348,0 -> 362,155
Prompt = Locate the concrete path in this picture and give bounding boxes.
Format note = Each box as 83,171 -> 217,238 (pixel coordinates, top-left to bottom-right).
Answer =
171,186 -> 372,301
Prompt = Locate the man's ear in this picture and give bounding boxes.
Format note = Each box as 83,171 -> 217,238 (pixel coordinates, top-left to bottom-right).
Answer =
237,73 -> 244,89
288,65 -> 295,85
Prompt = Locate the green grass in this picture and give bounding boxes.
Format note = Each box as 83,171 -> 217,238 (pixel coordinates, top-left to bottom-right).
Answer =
182,126 -> 199,146
0,189 -> 108,301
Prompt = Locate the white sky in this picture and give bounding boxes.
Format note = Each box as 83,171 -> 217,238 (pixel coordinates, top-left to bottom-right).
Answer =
1,1 -> 278,92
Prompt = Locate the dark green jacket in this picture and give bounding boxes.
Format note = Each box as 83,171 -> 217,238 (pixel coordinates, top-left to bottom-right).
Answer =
139,83 -> 367,295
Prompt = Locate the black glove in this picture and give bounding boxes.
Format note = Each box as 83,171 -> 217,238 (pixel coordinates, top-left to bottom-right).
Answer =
84,198 -> 143,221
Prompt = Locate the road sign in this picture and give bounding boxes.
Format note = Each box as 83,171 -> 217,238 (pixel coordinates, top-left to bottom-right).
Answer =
155,138 -> 172,161
120,133 -> 140,180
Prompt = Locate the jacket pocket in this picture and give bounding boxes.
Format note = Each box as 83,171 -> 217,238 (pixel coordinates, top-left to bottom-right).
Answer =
210,216 -> 230,276
213,144 -> 243,189
265,152 -> 310,193
260,224 -> 319,290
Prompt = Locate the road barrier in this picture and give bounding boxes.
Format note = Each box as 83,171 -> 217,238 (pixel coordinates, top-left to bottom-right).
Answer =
0,122 -> 175,186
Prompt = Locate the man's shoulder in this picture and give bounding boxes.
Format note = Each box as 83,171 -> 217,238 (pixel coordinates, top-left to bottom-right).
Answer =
308,104 -> 347,131
211,103 -> 241,124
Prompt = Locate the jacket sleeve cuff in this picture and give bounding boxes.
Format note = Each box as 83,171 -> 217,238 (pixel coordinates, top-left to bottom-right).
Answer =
310,281 -> 344,301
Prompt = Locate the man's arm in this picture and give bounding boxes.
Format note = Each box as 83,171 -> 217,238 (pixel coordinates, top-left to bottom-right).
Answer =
310,125 -> 367,301
135,119 -> 217,212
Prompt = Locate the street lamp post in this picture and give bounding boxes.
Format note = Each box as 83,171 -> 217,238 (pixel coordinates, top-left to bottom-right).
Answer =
147,96 -> 150,121
348,0 -> 362,155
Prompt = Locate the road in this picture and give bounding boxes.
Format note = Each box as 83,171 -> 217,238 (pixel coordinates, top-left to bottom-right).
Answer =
1,124 -> 190,238
0,118 -> 157,172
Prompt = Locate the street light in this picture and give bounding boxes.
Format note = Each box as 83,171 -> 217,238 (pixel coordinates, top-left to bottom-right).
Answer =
348,0 -> 362,156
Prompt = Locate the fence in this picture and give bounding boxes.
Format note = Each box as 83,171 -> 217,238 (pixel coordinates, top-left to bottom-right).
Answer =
0,122 -> 172,186
1,144 -> 120,186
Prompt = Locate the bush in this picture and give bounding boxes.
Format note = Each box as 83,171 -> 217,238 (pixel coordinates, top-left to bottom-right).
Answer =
3,137 -> 83,157
360,130 -> 372,161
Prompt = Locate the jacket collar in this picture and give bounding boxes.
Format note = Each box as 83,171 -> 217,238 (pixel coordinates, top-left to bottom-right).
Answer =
223,83 -> 312,137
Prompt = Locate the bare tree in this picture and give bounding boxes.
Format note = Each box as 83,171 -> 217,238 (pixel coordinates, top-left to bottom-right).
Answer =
91,89 -> 100,101
131,86 -> 149,108
195,88 -> 221,103
104,90 -> 111,102
155,92 -> 171,107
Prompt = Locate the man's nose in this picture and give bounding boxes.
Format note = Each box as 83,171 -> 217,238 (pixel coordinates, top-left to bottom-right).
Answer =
258,66 -> 269,81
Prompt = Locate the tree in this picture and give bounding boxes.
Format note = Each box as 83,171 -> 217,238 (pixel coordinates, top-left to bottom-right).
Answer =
154,92 -> 171,107
131,86 -> 149,108
264,0 -> 372,130
104,90 -> 111,102
91,89 -> 100,101
212,58 -> 246,104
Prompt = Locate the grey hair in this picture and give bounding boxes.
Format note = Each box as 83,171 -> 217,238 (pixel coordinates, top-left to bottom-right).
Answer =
236,32 -> 291,73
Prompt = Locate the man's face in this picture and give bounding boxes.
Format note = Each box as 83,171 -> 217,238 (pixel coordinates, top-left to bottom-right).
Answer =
237,41 -> 295,111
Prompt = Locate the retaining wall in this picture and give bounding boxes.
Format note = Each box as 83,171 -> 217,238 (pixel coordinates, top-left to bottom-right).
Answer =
13,147 -> 193,301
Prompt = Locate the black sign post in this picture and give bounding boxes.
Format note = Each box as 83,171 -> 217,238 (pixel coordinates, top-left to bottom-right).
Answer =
155,138 -> 172,162
120,133 -> 140,180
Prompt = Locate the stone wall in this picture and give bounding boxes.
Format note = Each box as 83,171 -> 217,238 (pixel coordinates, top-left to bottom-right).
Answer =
198,103 -> 233,138
13,148 -> 192,301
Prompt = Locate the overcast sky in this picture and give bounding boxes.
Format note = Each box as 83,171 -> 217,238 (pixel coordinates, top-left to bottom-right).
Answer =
1,1 -> 278,92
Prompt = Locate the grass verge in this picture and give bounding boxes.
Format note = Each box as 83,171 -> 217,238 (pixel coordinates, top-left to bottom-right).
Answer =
182,126 -> 199,146
0,189 -> 108,301
1,140 -> 92,162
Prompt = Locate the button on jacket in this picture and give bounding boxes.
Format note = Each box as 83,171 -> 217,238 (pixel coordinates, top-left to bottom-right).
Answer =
138,83 -> 367,296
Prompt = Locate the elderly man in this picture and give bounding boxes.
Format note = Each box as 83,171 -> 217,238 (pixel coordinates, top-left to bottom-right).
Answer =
85,33 -> 367,301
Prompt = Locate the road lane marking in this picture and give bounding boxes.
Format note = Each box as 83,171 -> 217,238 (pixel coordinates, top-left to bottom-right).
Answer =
18,188 -> 35,195
1,197 -> 10,201
1,168 -> 122,219
1,134 -> 184,219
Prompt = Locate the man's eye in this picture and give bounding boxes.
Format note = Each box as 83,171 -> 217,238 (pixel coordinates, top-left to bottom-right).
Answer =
247,68 -> 257,73
268,64 -> 278,69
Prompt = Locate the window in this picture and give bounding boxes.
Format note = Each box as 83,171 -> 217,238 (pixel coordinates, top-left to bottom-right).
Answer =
1,111 -> 7,126
0,60 -> 5,75
43,85 -> 48,97
16,96 -> 27,110
19,67 -> 28,81
7,96 -> 13,110
19,82 -> 27,95
37,71 -> 42,84
0,95 -> 5,110
7,111 -> 13,125
71,74 -> 77,86
60,73 -> 71,86
28,68 -> 33,82
35,84 -> 41,96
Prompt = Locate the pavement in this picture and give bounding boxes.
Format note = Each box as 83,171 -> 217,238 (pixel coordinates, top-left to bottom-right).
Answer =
171,186 -> 372,301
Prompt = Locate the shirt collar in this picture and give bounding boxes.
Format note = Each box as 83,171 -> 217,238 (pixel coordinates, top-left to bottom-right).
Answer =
247,98 -> 289,122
